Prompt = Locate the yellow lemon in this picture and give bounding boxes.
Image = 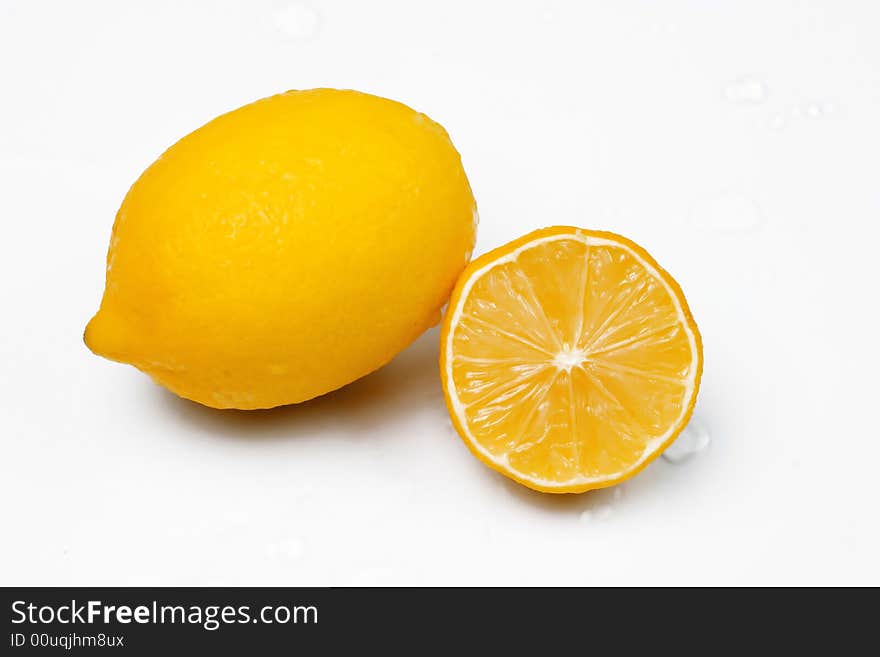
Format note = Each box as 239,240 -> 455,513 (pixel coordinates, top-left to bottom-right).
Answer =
85,89 -> 477,409
441,227 -> 702,493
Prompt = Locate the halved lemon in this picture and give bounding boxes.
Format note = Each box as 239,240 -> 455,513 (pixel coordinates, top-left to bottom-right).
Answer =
440,227 -> 703,493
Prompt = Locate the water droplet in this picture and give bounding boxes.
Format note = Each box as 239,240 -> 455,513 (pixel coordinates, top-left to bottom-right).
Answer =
801,100 -> 836,119
766,112 -> 787,131
266,536 -> 306,559
273,1 -> 320,40
663,418 -> 711,463
612,486 -> 623,501
690,192 -> 764,232
651,22 -> 678,34
579,504 -> 613,524
723,76 -> 768,105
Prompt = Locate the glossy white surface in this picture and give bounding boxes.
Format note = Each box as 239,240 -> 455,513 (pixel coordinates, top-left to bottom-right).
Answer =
1,0 -> 878,585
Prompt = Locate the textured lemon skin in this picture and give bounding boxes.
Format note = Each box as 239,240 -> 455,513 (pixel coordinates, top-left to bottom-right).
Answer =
85,89 -> 477,409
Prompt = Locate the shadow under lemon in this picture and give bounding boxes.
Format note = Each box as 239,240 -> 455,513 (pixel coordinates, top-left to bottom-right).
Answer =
497,459 -> 680,514
149,327 -> 444,442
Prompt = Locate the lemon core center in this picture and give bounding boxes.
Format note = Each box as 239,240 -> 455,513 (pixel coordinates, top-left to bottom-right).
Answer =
552,347 -> 586,371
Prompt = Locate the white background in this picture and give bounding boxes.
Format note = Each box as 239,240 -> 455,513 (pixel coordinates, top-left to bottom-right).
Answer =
2,0 -> 878,585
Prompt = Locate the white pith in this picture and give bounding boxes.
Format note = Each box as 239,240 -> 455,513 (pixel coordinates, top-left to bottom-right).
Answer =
444,231 -> 700,489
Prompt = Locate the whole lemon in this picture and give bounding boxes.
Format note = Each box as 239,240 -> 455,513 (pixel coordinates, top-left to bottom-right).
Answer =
85,89 -> 477,409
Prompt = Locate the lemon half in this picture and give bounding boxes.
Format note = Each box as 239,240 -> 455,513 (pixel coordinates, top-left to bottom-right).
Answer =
440,227 -> 702,493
